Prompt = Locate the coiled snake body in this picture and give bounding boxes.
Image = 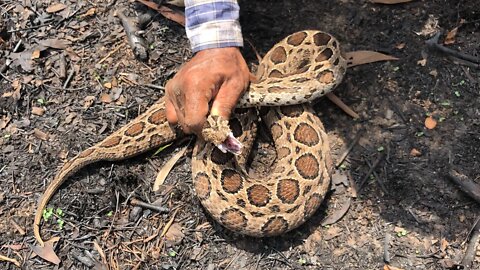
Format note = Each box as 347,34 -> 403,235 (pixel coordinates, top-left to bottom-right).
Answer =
34,30 -> 347,245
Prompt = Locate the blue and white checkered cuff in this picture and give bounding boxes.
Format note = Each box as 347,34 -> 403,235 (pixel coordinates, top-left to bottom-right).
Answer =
185,0 -> 243,52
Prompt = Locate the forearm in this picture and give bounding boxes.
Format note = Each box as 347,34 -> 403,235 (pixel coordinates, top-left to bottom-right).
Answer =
185,0 -> 243,52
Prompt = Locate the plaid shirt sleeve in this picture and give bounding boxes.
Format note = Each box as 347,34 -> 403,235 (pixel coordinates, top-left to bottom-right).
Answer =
185,0 -> 243,53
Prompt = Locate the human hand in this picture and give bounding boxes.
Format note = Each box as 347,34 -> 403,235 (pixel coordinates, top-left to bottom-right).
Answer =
165,47 -> 250,136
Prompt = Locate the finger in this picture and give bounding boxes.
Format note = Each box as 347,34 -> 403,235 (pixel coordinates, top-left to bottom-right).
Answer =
165,98 -> 178,125
182,80 -> 213,135
211,81 -> 246,118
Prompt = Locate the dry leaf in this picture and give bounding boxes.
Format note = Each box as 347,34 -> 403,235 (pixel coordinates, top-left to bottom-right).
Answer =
161,209 -> 178,238
371,0 -> 413,3
39,39 -> 71,49
100,93 -> 112,103
64,112 -> 77,124
31,107 -> 45,116
395,43 -> 406,49
31,239 -> 61,265
444,28 -> 458,45
415,15 -> 439,36
58,149 -> 68,160
417,58 -> 427,66
31,50 -> 41,59
83,96 -> 96,109
103,82 -> 112,89
46,3 -> 67,13
321,198 -> 351,226
153,146 -> 187,191
410,148 -> 422,157
80,7 -> 96,18
429,70 -> 438,77
345,51 -> 398,67
3,80 -> 22,100
384,265 -> 405,270
0,254 -> 20,267
136,0 -> 186,26
34,128 -> 50,141
440,238 -> 449,252
1,244 -> 23,251
115,95 -> 126,105
164,223 -> 185,246
324,226 -> 342,241
0,115 -> 11,129
424,116 -> 437,129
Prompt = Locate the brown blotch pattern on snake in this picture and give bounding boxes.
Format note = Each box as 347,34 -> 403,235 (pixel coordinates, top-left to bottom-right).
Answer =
247,184 -> 271,207
100,136 -> 122,148
270,123 -> 283,141
313,32 -> 331,46
318,70 -> 334,84
261,216 -> 289,235
194,172 -> 211,200
78,148 -> 95,158
295,153 -> 320,179
221,169 -> 243,194
287,31 -> 308,46
229,118 -> 243,137
268,86 -> 287,93
220,208 -> 248,230
148,109 -> 166,125
149,134 -> 164,146
315,48 -> 333,62
294,123 -> 320,146
280,105 -> 303,118
277,147 -> 291,159
124,122 -> 145,137
210,147 -> 234,165
269,70 -> 285,78
277,179 -> 300,204
270,46 -> 287,64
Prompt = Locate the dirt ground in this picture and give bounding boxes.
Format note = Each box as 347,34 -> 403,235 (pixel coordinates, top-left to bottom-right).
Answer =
1,0 -> 479,269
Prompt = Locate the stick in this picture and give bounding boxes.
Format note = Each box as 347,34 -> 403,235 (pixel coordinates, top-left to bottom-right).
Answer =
325,92 -> 360,119
461,217 -> 480,267
447,170 -> 480,204
365,157 -> 388,194
426,32 -> 480,64
130,198 -> 169,213
97,43 -> 125,65
336,130 -> 363,168
358,152 -> 385,192
116,9 -> 148,61
59,53 -> 67,79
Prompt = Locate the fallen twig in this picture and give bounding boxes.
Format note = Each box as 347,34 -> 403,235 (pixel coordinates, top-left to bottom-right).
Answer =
336,130 -> 363,168
358,152 -> 385,192
136,0 -> 186,26
62,68 -> 74,89
461,217 -> 480,268
58,53 -> 67,79
116,10 -> 148,61
426,32 -> 480,66
325,92 -> 360,119
447,170 -> 480,204
130,198 -> 169,213
97,43 -> 125,65
365,157 -> 388,194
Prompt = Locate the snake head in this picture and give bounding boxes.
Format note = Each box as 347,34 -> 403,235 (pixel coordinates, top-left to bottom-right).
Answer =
217,132 -> 243,155
202,115 -> 243,155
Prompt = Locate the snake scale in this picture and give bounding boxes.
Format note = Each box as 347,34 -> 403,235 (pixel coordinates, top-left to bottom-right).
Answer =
34,30 -> 347,245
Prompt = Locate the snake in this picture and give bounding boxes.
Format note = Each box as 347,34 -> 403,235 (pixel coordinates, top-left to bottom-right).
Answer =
33,30 -> 347,245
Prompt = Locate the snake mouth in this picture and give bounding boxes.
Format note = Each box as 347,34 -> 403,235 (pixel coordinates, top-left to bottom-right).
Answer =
216,132 -> 243,155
